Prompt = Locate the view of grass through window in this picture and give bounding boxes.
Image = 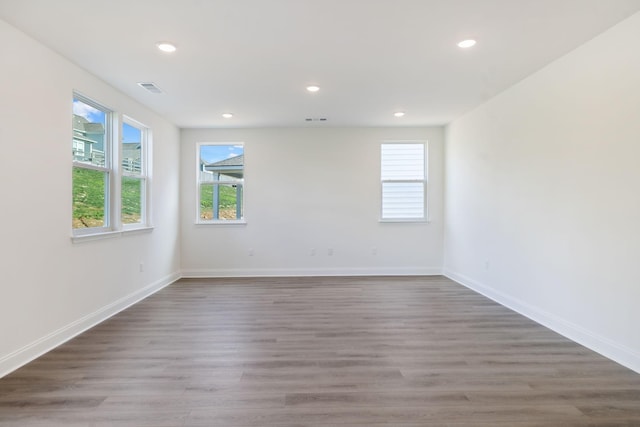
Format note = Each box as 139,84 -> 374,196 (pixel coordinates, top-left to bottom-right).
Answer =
199,184 -> 240,220
72,167 -> 106,228
122,177 -> 142,224
72,170 -> 143,228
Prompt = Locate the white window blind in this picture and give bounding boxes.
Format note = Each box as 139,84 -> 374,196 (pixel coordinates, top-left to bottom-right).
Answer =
381,142 -> 426,220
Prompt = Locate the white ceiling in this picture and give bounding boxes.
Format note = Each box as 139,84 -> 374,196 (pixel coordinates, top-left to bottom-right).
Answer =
1,0 -> 639,128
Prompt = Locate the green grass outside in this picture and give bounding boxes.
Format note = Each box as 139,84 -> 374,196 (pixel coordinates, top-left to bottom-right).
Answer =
72,167 -> 142,228
122,176 -> 142,224
72,169 -> 240,227
200,184 -> 241,220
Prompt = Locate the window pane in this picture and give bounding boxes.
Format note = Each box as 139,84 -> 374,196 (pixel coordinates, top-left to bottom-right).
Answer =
73,98 -> 107,167
381,143 -> 424,180
382,182 -> 424,219
198,143 -> 244,222
200,145 -> 244,182
122,122 -> 142,175
72,167 -> 107,228
200,183 -> 243,220
122,176 -> 143,224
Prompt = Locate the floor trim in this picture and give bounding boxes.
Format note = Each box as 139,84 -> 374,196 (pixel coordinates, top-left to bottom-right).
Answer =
181,267 -> 443,278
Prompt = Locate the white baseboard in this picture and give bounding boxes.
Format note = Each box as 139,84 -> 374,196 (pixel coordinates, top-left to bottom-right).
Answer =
181,266 -> 443,278
0,271 -> 181,379
444,269 -> 640,375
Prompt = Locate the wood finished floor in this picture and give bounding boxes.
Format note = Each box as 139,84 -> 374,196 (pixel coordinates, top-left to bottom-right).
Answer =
1,276 -> 640,426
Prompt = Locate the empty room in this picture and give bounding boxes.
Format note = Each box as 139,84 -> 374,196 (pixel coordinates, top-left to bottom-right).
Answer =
1,0 -> 640,425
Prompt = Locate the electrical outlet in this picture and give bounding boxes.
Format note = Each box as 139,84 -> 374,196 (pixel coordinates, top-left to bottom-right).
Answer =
372,247 -> 377,256
139,263 -> 144,272
327,248 -> 333,256
310,248 -> 316,256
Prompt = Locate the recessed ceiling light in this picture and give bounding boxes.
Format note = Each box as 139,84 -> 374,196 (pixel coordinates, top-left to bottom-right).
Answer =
222,113 -> 233,119
156,42 -> 177,53
306,85 -> 320,93
394,111 -> 405,117
457,39 -> 476,48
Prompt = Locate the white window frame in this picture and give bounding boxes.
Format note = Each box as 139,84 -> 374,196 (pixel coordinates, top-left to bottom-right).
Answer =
72,92 -> 153,241
196,142 -> 246,225
121,116 -> 150,230
72,93 -> 114,236
380,141 -> 428,222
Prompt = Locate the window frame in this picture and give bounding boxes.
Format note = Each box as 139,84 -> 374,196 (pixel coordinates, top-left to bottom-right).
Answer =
380,140 -> 428,223
196,142 -> 246,225
121,116 -> 150,230
72,93 -> 114,236
72,92 -> 153,240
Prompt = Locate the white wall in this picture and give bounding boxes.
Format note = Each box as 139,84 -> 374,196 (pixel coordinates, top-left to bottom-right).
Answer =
181,127 -> 444,277
0,19 -> 181,377
444,13 -> 640,372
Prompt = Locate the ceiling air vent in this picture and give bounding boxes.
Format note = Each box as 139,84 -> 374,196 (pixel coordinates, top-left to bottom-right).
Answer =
305,118 -> 327,122
137,82 -> 163,94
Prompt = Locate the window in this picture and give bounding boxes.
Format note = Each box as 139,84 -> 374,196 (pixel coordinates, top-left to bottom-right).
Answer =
121,118 -> 148,227
72,95 -> 111,232
380,142 -> 426,221
72,93 -> 151,237
197,143 -> 244,223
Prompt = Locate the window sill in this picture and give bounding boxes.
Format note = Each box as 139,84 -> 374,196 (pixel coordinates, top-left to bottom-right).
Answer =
379,218 -> 430,224
71,226 -> 153,243
195,220 -> 247,226
122,225 -> 154,236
